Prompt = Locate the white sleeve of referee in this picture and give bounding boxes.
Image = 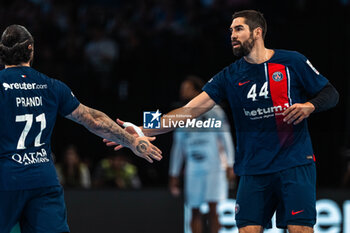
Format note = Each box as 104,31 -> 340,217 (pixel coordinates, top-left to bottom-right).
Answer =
169,131 -> 185,177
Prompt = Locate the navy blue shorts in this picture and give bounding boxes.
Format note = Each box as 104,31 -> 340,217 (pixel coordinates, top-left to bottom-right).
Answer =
235,163 -> 316,229
0,185 -> 69,233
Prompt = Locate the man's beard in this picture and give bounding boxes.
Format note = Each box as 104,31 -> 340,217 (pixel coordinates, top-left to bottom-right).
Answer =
232,33 -> 255,58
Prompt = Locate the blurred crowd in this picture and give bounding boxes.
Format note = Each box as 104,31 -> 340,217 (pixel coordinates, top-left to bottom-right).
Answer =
55,144 -> 141,189
1,0 -> 349,188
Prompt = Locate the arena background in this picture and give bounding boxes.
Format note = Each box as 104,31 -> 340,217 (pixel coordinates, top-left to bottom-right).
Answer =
1,0 -> 349,232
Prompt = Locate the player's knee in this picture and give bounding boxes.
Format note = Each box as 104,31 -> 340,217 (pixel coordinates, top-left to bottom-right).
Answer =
287,225 -> 314,233
238,225 -> 263,233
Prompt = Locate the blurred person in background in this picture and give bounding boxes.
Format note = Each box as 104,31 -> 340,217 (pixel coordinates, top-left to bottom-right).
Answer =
84,27 -> 119,92
0,24 -> 161,233
93,151 -> 141,189
168,76 -> 235,233
55,144 -> 91,189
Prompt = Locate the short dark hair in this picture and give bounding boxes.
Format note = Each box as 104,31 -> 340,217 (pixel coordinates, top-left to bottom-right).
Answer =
0,25 -> 34,65
232,10 -> 267,39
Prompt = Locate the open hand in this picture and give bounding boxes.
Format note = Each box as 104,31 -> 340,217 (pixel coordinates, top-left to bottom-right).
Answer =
130,136 -> 162,163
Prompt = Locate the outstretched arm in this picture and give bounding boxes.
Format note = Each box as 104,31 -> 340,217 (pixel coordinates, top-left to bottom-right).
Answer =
104,92 -> 216,150
144,91 -> 216,136
65,104 -> 162,163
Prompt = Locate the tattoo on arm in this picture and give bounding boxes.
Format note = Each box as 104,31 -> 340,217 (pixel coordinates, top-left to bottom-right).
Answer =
66,104 -> 135,147
136,140 -> 149,154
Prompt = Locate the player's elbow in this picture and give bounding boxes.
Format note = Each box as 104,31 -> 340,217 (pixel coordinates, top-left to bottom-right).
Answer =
325,85 -> 339,110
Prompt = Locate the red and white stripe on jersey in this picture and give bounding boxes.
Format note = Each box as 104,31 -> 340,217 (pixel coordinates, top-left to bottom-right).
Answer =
267,63 -> 294,147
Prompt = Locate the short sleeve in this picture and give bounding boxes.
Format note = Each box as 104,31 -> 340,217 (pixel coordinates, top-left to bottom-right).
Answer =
202,67 -> 228,104
293,52 -> 329,96
55,80 -> 80,116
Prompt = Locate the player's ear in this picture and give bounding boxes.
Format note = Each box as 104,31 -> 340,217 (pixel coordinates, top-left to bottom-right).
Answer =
254,27 -> 263,39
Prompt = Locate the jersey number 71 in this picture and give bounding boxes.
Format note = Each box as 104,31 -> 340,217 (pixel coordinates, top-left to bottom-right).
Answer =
15,113 -> 46,150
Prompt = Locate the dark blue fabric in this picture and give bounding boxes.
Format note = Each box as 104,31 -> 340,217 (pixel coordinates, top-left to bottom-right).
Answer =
203,49 -> 329,175
0,66 -> 80,190
0,185 -> 70,233
235,163 -> 316,229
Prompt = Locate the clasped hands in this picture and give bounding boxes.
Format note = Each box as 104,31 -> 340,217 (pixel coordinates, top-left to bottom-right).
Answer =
104,119 -> 162,163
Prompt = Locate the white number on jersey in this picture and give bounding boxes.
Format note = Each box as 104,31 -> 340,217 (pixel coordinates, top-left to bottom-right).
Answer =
259,82 -> 269,99
34,113 -> 46,147
247,82 -> 269,101
247,84 -> 257,101
15,113 -> 46,150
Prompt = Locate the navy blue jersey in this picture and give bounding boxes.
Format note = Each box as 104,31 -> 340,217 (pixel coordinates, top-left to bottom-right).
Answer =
203,50 -> 328,176
0,67 -> 80,190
